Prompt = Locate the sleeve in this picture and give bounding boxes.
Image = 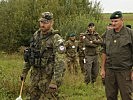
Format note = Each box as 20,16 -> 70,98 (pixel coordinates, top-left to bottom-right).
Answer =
50,34 -> 66,86
130,29 -> 133,71
64,40 -> 69,49
83,35 -> 98,47
21,31 -> 38,80
21,62 -> 31,80
93,34 -> 103,45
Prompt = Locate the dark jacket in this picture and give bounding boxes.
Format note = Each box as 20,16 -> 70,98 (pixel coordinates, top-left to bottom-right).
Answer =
102,26 -> 133,70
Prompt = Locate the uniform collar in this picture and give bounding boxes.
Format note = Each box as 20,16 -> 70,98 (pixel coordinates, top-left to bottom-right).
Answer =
86,31 -> 98,35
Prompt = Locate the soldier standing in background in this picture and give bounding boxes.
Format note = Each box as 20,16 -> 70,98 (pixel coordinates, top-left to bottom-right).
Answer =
101,11 -> 133,100
83,23 -> 102,85
106,23 -> 113,30
65,33 -> 79,75
20,12 -> 66,100
78,33 -> 85,74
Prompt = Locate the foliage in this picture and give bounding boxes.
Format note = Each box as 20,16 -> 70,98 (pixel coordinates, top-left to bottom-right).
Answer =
0,0 -> 103,52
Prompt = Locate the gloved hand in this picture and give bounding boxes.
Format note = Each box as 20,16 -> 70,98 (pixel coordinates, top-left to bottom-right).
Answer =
49,84 -> 57,93
20,75 -> 26,81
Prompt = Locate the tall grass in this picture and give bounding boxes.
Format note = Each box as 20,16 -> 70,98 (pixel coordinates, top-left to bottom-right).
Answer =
0,53 -> 107,100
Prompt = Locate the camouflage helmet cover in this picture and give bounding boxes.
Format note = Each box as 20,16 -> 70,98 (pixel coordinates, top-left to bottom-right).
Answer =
39,12 -> 53,22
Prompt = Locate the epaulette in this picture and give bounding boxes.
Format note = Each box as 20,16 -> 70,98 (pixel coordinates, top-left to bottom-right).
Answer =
52,29 -> 60,35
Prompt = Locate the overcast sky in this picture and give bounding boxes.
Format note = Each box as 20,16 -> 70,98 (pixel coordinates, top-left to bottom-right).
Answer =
95,0 -> 133,13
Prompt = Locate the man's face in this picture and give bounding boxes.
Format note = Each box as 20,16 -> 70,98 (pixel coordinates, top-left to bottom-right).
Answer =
88,26 -> 95,32
39,20 -> 53,32
111,18 -> 123,30
69,36 -> 75,41
107,25 -> 113,30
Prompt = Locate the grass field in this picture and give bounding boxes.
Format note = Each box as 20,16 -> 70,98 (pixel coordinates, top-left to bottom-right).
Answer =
0,52 -> 120,100
0,53 -> 106,100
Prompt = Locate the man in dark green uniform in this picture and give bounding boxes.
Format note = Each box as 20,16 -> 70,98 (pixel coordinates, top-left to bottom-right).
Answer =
83,23 -> 102,85
20,12 -> 66,100
101,11 -> 133,100
65,33 -> 79,74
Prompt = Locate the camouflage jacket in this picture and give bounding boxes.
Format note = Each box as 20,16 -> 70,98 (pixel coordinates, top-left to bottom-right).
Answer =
21,28 -> 65,85
65,40 -> 78,58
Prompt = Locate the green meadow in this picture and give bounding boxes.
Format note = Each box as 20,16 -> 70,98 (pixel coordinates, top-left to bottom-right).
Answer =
0,53 -> 106,100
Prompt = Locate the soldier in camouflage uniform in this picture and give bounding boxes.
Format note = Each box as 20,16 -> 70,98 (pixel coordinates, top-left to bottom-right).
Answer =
101,11 -> 133,100
65,33 -> 78,74
20,12 -> 66,100
83,22 -> 102,85
78,33 -> 85,74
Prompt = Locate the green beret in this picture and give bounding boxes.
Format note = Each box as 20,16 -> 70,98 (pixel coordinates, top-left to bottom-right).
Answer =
110,11 -> 122,19
69,33 -> 76,37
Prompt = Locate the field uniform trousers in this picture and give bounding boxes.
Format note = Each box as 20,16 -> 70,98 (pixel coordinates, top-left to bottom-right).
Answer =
105,69 -> 133,100
29,63 -> 58,100
84,55 -> 99,84
66,56 -> 78,74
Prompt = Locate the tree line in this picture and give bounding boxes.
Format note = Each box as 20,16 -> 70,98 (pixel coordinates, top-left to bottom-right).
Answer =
0,0 -> 104,53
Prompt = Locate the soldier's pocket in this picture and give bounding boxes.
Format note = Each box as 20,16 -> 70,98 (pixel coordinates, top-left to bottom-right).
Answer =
124,70 -> 132,81
30,69 -> 40,82
105,69 -> 114,80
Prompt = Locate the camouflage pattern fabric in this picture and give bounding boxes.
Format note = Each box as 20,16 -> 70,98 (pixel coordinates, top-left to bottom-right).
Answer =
65,40 -> 78,74
21,29 -> 65,100
78,40 -> 85,74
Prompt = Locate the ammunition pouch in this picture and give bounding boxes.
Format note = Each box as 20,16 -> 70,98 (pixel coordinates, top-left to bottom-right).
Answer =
24,47 -> 54,67
41,47 -> 55,66
24,48 -> 41,67
24,48 -> 31,62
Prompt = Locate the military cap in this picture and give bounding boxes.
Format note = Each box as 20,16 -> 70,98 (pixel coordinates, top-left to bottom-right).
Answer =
110,11 -> 122,19
88,22 -> 95,27
39,12 -> 53,22
69,33 -> 76,37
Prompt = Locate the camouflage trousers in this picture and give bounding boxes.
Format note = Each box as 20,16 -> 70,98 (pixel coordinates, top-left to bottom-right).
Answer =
28,64 -> 59,100
84,55 -> 99,84
66,56 -> 78,74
